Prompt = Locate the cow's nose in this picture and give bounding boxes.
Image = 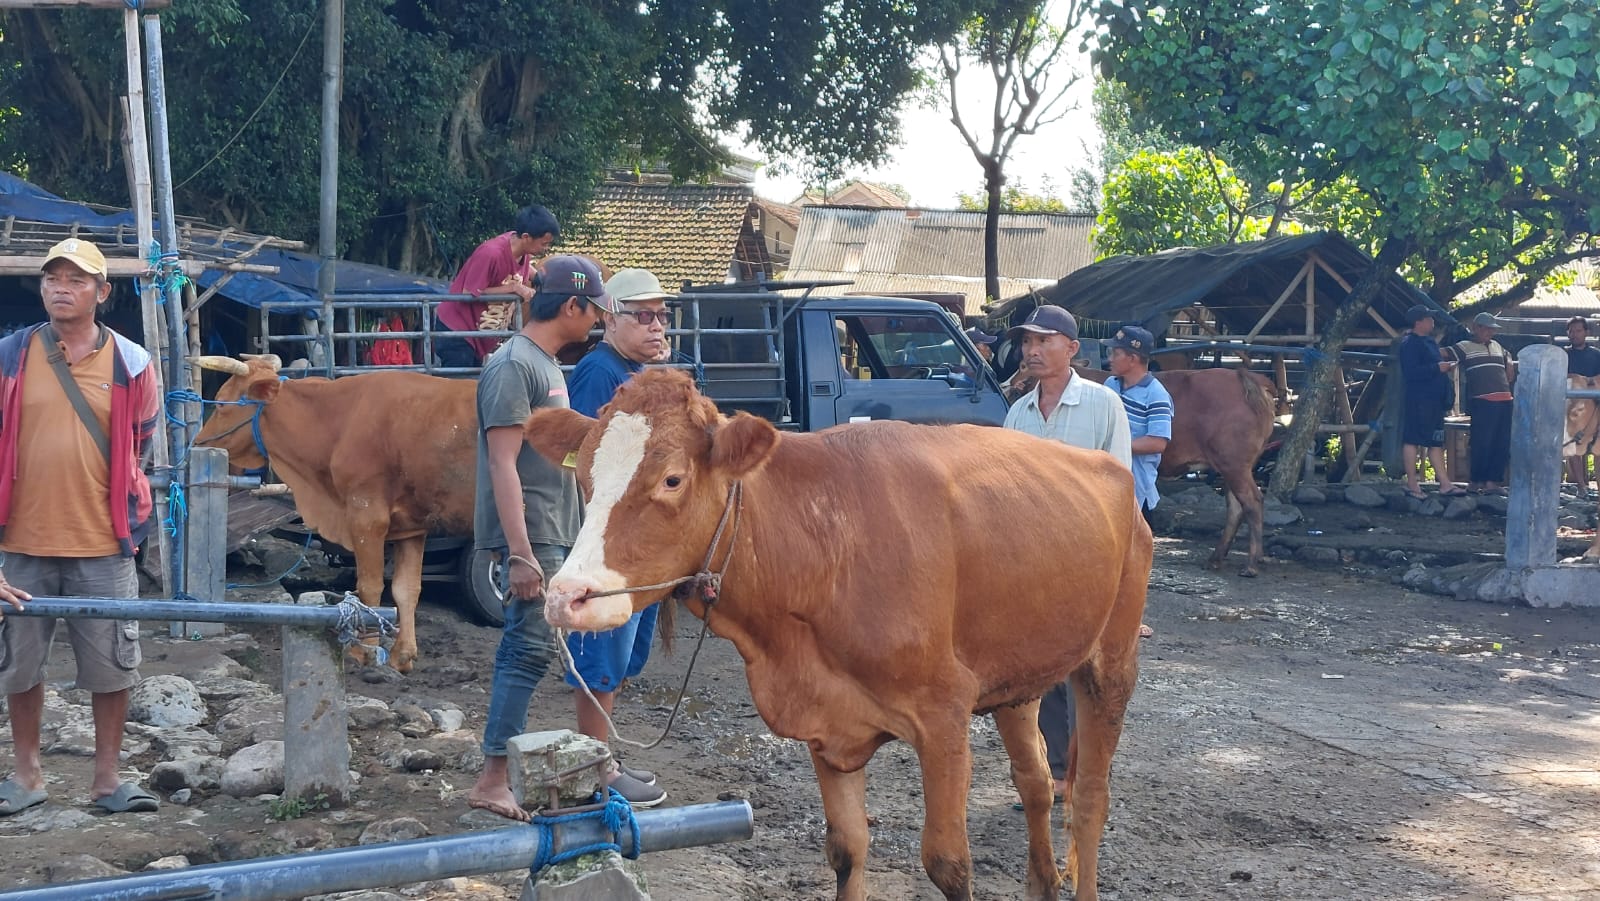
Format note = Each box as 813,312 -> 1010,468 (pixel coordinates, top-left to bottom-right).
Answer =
543,577 -> 600,625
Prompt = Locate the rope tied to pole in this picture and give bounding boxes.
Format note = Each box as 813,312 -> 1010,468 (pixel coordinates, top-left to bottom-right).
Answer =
528,787 -> 642,872
333,592 -> 398,666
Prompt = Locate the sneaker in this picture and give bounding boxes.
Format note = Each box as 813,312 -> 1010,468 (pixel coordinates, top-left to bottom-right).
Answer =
608,770 -> 666,808
617,762 -> 657,786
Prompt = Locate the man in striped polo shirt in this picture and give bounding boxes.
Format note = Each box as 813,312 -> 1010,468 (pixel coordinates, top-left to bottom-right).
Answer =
1104,325 -> 1174,523
1444,312 -> 1516,495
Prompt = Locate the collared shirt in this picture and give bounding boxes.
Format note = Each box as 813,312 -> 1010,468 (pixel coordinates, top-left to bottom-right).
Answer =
568,341 -> 644,418
1003,370 -> 1132,469
1451,338 -> 1512,400
1106,372 -> 1174,510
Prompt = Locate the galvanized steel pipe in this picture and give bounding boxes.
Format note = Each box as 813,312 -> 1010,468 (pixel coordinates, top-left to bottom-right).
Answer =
5,597 -> 393,628
0,801 -> 754,901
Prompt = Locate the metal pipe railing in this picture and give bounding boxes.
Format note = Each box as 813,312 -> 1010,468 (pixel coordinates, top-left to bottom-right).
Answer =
8,597 -> 394,629
0,800 -> 754,901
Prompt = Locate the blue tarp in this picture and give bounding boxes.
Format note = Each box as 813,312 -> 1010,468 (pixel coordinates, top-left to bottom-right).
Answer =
0,172 -> 449,312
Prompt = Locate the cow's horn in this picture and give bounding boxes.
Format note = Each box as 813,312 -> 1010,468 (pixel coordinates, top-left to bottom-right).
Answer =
241,353 -> 283,372
191,356 -> 250,376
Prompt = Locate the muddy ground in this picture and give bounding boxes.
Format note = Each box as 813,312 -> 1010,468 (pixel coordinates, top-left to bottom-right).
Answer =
3,485 -> 1599,900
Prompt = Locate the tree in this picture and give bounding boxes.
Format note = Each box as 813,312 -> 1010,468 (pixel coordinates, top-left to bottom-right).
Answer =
955,178 -> 1069,212
0,0 -> 975,273
1093,148 -> 1279,257
937,0 -> 1090,304
1095,0 -> 1600,497
1065,77 -> 1179,215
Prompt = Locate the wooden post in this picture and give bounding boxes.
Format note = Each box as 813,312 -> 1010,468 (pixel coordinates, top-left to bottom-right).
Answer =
1333,365 -> 1358,468
174,447 -> 227,638
1505,344 -> 1567,571
282,591 -> 352,807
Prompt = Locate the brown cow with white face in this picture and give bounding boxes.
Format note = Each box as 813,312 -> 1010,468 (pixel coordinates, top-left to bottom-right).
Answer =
527,369 -> 1150,901
193,355 -> 477,672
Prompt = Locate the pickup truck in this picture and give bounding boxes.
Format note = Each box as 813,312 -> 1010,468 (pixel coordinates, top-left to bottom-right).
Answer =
261,282 -> 1009,624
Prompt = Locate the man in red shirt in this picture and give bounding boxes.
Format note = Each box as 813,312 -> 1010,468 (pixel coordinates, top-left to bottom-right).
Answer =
433,206 -> 560,369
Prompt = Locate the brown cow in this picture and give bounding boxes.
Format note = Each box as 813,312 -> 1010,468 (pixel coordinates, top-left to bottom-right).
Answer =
1567,374 -> 1600,558
526,369 -> 1150,901
193,355 -> 477,672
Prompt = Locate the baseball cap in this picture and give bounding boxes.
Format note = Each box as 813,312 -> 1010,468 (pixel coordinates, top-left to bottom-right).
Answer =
1472,312 -> 1503,329
1005,305 -> 1079,341
606,268 -> 673,304
1405,304 -> 1435,324
1106,325 -> 1156,358
540,255 -> 615,311
964,326 -> 998,345
42,237 -> 108,278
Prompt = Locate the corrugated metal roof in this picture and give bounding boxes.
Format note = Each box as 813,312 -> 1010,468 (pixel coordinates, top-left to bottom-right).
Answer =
783,270 -> 1053,317
787,206 -> 1095,283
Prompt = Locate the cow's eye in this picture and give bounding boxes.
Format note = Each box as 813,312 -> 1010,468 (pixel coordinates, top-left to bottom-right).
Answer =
664,475 -> 683,489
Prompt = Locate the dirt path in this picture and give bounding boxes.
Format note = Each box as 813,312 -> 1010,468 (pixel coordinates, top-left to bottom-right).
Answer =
3,532 -> 1599,900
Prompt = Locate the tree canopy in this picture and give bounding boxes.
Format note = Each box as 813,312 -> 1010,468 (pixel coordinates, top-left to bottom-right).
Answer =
1093,147 -> 1277,257
0,0 -> 973,273
955,179 -> 1071,213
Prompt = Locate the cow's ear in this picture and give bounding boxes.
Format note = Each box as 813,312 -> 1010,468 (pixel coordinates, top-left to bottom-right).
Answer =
710,412 -> 778,477
244,375 -> 281,403
526,407 -> 597,466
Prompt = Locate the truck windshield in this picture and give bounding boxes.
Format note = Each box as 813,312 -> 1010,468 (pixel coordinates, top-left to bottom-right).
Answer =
835,313 -> 970,380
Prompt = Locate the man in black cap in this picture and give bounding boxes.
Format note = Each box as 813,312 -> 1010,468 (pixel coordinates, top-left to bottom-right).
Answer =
964,326 -> 998,366
1398,305 -> 1462,500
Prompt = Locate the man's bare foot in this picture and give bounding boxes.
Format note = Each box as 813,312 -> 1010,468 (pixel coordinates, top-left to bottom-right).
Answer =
1052,778 -> 1068,800
467,784 -> 529,822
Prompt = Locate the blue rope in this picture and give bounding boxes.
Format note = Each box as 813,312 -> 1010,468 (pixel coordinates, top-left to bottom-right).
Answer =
163,480 -> 187,537
226,528 -> 314,590
528,788 -> 642,872
138,242 -> 190,303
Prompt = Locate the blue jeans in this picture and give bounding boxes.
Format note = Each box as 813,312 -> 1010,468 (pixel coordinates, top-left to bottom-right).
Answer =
480,544 -> 567,757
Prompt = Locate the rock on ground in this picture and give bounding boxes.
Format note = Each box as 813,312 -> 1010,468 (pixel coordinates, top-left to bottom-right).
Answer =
221,740 -> 286,797
129,675 -> 209,729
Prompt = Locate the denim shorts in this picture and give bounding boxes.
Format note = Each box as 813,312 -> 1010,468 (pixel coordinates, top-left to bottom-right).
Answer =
0,552 -> 141,695
562,603 -> 660,692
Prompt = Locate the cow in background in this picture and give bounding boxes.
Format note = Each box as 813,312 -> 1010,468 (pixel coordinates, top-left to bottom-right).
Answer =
527,369 -> 1150,901
1567,374 -> 1600,558
193,354 -> 477,672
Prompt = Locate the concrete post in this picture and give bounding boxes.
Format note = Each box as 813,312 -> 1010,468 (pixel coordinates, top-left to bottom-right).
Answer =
173,446 -> 228,638
282,590 -> 351,807
506,731 -> 650,901
1505,345 -> 1568,572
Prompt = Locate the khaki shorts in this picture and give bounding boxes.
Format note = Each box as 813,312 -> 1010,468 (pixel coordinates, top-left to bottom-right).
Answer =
0,552 -> 141,695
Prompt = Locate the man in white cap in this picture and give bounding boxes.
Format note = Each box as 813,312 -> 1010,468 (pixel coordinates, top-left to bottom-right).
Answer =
1444,312 -> 1515,495
560,268 -> 675,807
1001,304 -> 1130,803
0,238 -> 162,815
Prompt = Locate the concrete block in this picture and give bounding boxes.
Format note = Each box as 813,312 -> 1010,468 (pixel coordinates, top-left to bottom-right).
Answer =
506,730 -> 611,811
522,851 -> 650,901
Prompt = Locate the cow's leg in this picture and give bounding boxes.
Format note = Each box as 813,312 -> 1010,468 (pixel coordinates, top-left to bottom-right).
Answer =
387,537 -> 424,673
1210,473 -> 1263,577
993,700 -> 1061,900
1065,643 -> 1141,900
810,750 -> 870,901
912,717 -> 976,900
1208,488 -> 1244,572
346,520 -> 391,670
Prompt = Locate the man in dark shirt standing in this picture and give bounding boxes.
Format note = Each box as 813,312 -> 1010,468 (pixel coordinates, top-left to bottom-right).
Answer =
1445,312 -> 1516,495
1566,317 -> 1600,492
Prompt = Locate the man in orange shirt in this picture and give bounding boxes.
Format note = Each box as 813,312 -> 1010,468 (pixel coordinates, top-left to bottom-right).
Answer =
0,238 -> 162,816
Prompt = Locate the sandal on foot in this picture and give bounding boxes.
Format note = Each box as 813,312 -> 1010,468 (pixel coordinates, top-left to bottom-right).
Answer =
0,779 -> 47,816
608,770 -> 666,809
1404,488 -> 1428,501
1438,487 -> 1468,497
93,782 -> 159,814
618,762 -> 657,786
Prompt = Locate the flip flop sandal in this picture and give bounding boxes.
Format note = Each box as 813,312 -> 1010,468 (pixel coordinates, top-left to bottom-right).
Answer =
94,782 -> 159,814
1404,489 -> 1428,501
0,778 -> 47,816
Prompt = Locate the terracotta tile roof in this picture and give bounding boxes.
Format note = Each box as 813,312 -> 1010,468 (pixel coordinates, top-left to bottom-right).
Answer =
559,183 -> 755,289
754,197 -> 801,230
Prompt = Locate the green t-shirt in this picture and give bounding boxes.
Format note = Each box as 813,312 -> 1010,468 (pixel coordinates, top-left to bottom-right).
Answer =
473,334 -> 581,550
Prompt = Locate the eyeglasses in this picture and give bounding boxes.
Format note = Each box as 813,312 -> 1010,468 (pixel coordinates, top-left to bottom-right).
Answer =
618,309 -> 672,326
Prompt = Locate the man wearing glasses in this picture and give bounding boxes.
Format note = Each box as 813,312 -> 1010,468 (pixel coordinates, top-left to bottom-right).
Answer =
561,268 -> 675,807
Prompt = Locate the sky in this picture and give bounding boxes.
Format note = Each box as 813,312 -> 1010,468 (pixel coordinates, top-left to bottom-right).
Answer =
744,49 -> 1100,209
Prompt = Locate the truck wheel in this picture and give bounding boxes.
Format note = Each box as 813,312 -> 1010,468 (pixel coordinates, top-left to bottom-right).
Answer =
458,548 -> 507,627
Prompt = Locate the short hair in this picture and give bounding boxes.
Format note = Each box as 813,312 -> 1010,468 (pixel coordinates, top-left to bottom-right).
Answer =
1568,316 -> 1591,332
514,205 -> 560,242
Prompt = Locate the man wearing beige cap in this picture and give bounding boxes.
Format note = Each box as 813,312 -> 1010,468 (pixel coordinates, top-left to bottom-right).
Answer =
0,238 -> 162,815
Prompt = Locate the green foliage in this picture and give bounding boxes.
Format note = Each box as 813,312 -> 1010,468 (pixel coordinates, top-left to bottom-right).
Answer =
1094,148 -> 1281,257
0,1 -> 976,273
955,178 -> 1070,213
268,792 -> 329,821
1093,0 -> 1600,304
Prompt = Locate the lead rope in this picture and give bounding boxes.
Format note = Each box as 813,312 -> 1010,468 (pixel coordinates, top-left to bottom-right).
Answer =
550,481 -> 744,752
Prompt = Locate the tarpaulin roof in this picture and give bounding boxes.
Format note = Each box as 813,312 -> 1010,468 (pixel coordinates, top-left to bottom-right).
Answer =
988,232 -> 1453,337
0,172 -> 447,311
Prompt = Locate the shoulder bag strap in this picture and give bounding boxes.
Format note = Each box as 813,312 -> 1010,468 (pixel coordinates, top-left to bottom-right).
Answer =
39,324 -> 112,463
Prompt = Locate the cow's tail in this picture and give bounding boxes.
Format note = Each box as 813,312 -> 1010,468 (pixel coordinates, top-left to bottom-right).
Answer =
1237,368 -> 1274,422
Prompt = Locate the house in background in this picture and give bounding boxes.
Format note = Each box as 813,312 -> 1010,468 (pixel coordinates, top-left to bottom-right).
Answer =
753,198 -> 801,271
792,179 -> 909,208
783,205 -> 1096,317
558,181 -> 774,288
